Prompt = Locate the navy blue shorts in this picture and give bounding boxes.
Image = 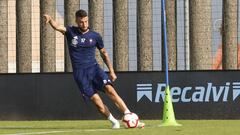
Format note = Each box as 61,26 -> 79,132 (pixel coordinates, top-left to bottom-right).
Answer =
73,64 -> 112,100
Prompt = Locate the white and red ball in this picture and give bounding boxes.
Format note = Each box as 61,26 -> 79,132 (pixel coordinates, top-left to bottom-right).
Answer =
122,112 -> 139,128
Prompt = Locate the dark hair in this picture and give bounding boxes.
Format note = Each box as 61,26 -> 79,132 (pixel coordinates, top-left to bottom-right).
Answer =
75,9 -> 88,18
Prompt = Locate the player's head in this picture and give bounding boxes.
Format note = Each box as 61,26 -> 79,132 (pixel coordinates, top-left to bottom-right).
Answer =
75,9 -> 89,32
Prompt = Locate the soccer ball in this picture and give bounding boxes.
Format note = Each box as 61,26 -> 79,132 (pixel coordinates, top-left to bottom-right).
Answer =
122,112 -> 139,128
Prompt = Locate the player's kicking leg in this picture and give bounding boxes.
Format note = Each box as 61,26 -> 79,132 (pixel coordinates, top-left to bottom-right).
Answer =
104,85 -> 145,128
90,93 -> 120,129
104,85 -> 130,114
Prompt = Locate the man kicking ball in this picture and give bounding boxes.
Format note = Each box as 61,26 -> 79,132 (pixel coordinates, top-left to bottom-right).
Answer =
43,9 -> 144,129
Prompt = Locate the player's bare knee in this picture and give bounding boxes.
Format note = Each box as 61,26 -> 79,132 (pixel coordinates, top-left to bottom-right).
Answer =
105,85 -> 117,96
106,89 -> 117,98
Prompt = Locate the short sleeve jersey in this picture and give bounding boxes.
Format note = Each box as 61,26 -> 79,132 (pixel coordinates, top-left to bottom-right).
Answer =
65,26 -> 104,69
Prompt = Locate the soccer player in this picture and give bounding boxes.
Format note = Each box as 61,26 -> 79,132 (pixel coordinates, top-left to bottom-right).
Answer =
43,9 -> 144,129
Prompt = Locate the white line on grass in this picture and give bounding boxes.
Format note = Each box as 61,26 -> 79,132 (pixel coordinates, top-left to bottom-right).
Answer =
2,128 -> 113,135
2,131 -> 70,135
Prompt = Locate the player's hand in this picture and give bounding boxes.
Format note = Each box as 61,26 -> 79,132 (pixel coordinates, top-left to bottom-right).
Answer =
43,14 -> 52,24
109,72 -> 117,82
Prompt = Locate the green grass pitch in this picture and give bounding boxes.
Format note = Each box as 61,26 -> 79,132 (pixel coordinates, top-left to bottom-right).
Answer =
0,120 -> 239,135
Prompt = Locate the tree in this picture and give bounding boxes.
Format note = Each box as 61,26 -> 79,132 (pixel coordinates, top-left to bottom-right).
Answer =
113,0 -> 129,71
16,0 -> 32,73
88,0 -> 104,68
222,0 -> 238,69
40,0 -> 56,72
64,0 -> 80,72
189,0 -> 212,70
0,0 -> 8,73
166,0 -> 177,70
137,0 -> 153,71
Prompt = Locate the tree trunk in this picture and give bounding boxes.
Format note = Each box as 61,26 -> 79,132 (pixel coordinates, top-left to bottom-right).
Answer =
88,0 -> 104,68
222,0 -> 238,69
137,0 -> 153,71
64,0 -> 80,72
113,0 -> 129,71
16,0 -> 32,73
189,0 -> 212,70
166,0 -> 177,70
0,0 -> 8,73
40,0 -> 56,72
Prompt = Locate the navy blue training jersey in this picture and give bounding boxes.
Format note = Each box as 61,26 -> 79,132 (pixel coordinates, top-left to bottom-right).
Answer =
65,26 -> 104,69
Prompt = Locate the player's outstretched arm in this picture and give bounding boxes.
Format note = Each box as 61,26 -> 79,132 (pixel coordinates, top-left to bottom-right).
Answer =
43,14 -> 66,34
99,48 -> 117,82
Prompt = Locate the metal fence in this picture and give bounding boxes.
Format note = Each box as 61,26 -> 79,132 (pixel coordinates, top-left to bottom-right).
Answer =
0,0 -> 239,73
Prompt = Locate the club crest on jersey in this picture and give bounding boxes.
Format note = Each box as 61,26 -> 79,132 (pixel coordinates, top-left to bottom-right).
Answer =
81,38 -> 86,43
71,36 -> 78,47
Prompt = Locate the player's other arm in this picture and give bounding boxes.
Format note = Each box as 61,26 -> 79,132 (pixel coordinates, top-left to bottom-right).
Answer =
43,14 -> 66,34
99,48 -> 117,82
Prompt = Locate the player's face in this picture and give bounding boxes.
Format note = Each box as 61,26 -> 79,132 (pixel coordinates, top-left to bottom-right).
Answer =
76,16 -> 89,32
